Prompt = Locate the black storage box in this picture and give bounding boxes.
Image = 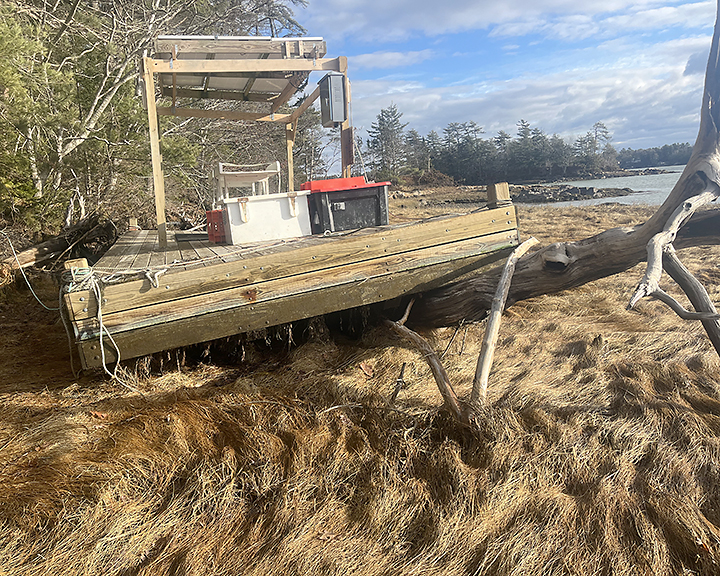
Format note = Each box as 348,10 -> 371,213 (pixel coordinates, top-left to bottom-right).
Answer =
306,181 -> 390,234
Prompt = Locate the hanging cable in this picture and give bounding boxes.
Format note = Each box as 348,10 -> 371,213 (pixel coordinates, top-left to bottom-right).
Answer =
348,97 -> 368,179
0,229 -> 59,311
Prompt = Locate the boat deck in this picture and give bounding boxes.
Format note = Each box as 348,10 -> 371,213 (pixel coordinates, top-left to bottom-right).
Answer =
62,206 -> 520,369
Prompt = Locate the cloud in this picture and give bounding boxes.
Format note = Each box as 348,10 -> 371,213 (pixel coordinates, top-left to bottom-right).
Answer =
345,57 -> 704,149
684,50 -> 709,75
489,2 -> 715,40
302,0 -> 713,43
602,2 -> 713,33
349,49 -> 434,69
296,1 -> 714,159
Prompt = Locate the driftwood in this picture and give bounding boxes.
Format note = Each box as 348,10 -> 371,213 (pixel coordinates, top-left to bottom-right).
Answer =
412,208 -> 720,328
385,299 -> 466,422
391,0 -> 720,423
471,237 -> 539,407
412,0 -> 720,352
1,215 -> 115,281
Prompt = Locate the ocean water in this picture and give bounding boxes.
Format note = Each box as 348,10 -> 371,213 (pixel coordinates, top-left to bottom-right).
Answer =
535,165 -> 686,207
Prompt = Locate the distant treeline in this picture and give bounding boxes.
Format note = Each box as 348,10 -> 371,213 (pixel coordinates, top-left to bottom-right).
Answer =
617,143 -> 692,169
363,104 -> 691,185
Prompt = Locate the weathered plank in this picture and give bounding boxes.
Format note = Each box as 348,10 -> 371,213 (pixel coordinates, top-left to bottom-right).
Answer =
153,38 -> 327,59
130,231 -> 159,269
67,207 -> 518,319
150,57 -> 343,75
77,231 -> 517,367
93,230 -> 145,271
78,230 -> 517,333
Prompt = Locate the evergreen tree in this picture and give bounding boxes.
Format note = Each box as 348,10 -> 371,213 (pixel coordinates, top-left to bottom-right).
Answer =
548,134 -> 573,176
404,129 -> 430,171
366,104 -> 407,181
425,130 -> 443,171
507,119 -> 535,179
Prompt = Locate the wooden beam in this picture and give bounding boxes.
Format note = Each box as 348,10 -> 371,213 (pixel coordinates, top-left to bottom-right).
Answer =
142,57 -> 167,247
272,73 -> 308,113
149,57 -> 344,74
340,62 -> 353,178
287,86 -> 321,123
171,44 -> 178,110
156,107 -> 290,122
286,121 -> 297,192
487,182 -> 511,208
341,122 -> 354,178
154,38 -> 327,59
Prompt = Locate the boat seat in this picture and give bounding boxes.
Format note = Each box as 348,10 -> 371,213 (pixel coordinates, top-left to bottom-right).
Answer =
213,161 -> 281,206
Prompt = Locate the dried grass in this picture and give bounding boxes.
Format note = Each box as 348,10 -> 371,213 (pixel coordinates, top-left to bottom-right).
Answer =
2,203 -> 720,574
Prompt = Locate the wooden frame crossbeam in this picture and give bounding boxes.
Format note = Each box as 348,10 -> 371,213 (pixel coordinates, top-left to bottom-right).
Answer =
287,86 -> 321,124
154,37 -> 327,59
271,73 -> 309,113
156,107 -> 290,122
149,57 -> 345,74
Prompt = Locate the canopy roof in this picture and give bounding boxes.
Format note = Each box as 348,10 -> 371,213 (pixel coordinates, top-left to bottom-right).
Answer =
152,36 -> 327,104
143,35 -> 352,246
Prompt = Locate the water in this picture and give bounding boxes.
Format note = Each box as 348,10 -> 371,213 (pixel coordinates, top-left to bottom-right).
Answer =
536,165 -> 686,207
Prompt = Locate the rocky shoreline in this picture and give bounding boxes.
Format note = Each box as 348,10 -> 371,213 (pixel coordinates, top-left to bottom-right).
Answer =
506,166 -> 673,203
509,184 -> 634,203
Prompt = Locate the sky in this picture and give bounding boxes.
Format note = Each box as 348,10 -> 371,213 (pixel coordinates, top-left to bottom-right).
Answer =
295,0 -> 717,150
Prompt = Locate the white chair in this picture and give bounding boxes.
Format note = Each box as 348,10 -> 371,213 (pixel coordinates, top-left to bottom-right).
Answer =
213,161 -> 281,208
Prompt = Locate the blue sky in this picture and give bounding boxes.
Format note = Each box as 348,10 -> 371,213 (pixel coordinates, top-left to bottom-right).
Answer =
296,0 -> 716,149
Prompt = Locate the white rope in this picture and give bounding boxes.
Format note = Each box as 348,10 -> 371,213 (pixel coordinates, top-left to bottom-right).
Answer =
0,229 -> 59,311
86,275 -> 142,394
144,268 -> 167,288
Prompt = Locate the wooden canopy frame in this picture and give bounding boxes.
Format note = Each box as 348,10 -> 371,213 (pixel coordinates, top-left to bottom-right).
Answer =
141,36 -> 354,246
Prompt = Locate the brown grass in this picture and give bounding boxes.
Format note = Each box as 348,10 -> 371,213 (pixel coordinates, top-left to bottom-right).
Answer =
2,201 -> 720,575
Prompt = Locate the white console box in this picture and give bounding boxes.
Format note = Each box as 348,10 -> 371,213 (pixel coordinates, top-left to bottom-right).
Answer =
222,191 -> 313,244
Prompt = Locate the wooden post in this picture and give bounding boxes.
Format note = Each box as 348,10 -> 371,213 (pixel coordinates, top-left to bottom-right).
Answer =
487,182 -> 511,208
339,58 -> 353,178
142,57 -> 167,247
286,121 -> 296,192
64,258 -> 89,270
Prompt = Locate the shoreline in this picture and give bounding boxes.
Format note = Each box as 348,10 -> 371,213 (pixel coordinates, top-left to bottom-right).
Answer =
516,166 -> 673,186
509,183 -> 635,203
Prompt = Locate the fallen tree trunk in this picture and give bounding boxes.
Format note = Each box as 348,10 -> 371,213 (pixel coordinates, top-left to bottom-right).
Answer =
0,215 -> 116,285
412,207 -> 720,328
413,0 -> 720,349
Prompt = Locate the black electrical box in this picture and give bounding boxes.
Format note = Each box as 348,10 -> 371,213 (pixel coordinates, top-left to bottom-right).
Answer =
319,73 -> 346,128
308,183 -> 389,234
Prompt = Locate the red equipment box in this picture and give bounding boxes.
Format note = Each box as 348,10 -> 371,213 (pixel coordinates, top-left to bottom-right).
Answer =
206,209 -> 227,244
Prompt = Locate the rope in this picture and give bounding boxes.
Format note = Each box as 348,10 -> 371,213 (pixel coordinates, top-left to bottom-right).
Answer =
86,275 -> 142,394
0,229 -> 60,311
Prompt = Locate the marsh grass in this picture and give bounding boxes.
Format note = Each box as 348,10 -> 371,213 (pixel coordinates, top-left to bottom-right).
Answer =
1,203 -> 720,574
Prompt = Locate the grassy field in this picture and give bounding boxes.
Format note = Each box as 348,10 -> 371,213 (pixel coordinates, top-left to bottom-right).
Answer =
1,195 -> 720,575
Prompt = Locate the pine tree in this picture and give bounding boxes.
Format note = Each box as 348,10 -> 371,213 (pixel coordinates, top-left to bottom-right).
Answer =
366,104 -> 408,181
